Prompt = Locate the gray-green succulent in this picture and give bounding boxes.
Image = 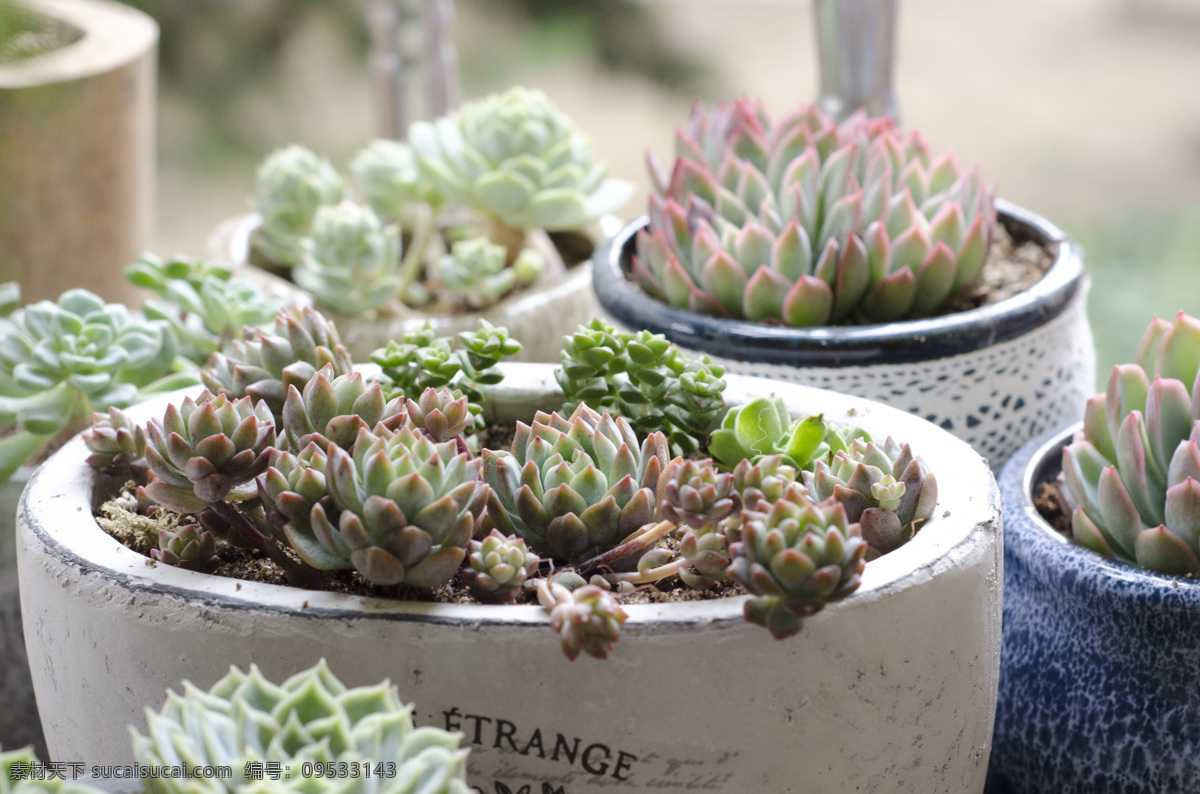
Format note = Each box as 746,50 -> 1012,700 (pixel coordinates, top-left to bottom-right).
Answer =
537,579 -> 628,661
431,237 -> 544,310
295,201 -> 405,315
464,529 -> 540,603
252,144 -> 345,267
351,138 -> 444,226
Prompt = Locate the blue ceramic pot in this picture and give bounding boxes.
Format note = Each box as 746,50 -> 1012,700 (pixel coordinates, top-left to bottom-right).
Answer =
990,427 -> 1200,792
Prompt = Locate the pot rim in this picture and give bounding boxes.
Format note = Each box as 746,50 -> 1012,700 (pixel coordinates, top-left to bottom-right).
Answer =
1005,423 -> 1200,591
0,0 -> 157,88
592,199 -> 1085,366
19,363 -> 997,632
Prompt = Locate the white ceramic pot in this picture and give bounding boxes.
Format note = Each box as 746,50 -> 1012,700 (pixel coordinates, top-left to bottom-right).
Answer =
206,214 -> 613,364
593,201 -> 1096,471
18,365 -> 1001,792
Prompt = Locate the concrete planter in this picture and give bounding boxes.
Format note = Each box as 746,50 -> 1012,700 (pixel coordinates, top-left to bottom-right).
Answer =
0,0 -> 156,306
206,214 -> 614,363
20,365 -> 1000,792
593,201 -> 1095,470
989,428 -> 1200,792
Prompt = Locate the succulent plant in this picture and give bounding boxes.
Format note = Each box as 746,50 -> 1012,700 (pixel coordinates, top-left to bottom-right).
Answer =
130,253 -> 282,364
0,288 -> 194,481
0,282 -> 19,318
152,524 -> 220,573
351,138 -> 444,225
296,425 -> 485,586
252,144 -> 345,267
129,660 -> 471,794
2,747 -> 102,794
556,319 -> 727,455
281,366 -> 404,452
463,528 -> 541,603
537,579 -> 628,660
804,436 -> 938,556
1059,312 -> 1200,575
483,404 -> 669,566
709,398 -> 836,471
203,305 -> 354,420
431,237 -> 545,310
405,386 -> 471,443
144,390 -> 276,514
83,406 -> 148,482
658,457 -> 741,589
731,454 -> 801,511
634,97 -> 996,325
371,321 -> 521,430
728,483 -> 867,639
295,201 -> 406,315
410,87 -> 633,233
259,441 -> 331,542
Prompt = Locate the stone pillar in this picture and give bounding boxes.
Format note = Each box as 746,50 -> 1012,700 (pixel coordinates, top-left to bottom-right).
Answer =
0,0 -> 157,306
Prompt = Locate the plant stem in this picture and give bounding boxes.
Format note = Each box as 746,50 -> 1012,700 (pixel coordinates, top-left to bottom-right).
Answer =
209,500 -> 322,589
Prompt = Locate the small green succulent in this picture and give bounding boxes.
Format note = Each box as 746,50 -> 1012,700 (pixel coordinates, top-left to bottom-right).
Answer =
82,405 -> 148,482
464,529 -> 541,603
351,138 -> 444,225
405,386 -> 471,444
1060,312 -> 1200,575
129,253 -> 282,364
658,457 -> 741,589
708,398 -> 839,471
0,288 -> 195,481
556,319 -> 727,455
728,483 -> 867,639
431,237 -> 545,310
280,366 -> 404,452
252,144 -> 345,267
409,87 -> 633,233
152,524 -> 220,573
482,403 -> 669,566
129,660 -> 471,794
537,579 -> 628,661
295,200 -> 406,315
636,98 -> 995,326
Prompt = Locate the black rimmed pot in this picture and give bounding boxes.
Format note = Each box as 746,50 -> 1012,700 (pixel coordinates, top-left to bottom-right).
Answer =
592,199 -> 1095,469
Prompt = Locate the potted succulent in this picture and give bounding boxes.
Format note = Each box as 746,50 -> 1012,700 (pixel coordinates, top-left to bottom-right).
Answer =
0,283 -> 202,755
592,97 -> 1094,468
989,311 -> 1200,792
1,659 -> 471,794
207,87 -> 632,362
18,304 -> 1001,792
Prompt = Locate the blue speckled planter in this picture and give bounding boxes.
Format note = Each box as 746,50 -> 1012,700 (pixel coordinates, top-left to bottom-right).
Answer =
990,427 -> 1200,793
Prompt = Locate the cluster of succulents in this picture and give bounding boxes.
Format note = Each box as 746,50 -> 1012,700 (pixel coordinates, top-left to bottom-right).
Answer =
556,319 -> 727,454
0,288 -> 197,481
633,97 -> 995,326
2,661 -> 472,794
248,88 -> 630,317
1059,312 -> 1200,575
85,301 -> 937,656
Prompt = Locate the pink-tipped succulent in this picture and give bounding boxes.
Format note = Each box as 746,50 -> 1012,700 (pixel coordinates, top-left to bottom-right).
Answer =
152,524 -> 220,573
635,97 -> 996,325
83,406 -> 148,482
481,404 -> 669,566
727,482 -> 867,639
144,391 -> 276,514
804,437 -> 937,556
537,579 -> 628,661
657,457 -> 741,589
1059,312 -> 1200,576
281,365 -> 404,452
406,386 -> 472,443
463,529 -> 540,603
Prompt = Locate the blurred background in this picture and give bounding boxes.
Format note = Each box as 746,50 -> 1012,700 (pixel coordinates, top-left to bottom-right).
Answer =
123,0 -> 1200,382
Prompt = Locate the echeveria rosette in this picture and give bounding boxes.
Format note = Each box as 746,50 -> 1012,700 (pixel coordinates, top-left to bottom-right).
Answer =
432,237 -> 545,310
295,200 -> 407,316
0,289 -> 193,481
83,406 -> 148,482
203,305 -> 354,420
731,454 -> 801,513
537,579 -> 628,661
727,484 -> 867,639
657,457 -> 741,589
556,319 -> 727,456
129,660 -> 471,794
144,391 -> 276,514
482,404 -> 669,566
152,524 -> 220,573
405,387 -> 471,444
1059,312 -> 1200,575
635,97 -> 996,326
351,138 -> 444,225
259,441 -> 332,544
804,436 -> 938,556
281,365 -> 404,452
252,144 -> 345,268
129,253 -> 281,365
464,529 -> 541,603
410,87 -> 633,233
303,425 -> 486,587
